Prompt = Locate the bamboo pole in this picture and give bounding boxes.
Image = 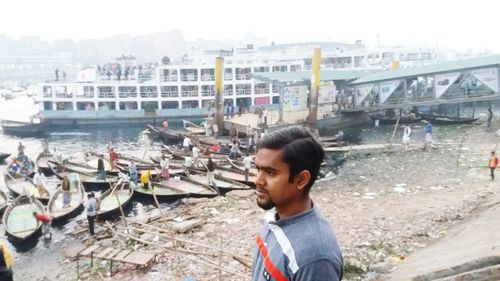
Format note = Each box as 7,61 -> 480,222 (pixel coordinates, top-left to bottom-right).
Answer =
115,231 -> 249,279
218,236 -> 223,281
116,223 -> 252,264
105,221 -> 127,249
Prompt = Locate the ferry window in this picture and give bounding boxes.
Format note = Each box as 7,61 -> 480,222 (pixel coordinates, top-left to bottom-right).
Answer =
119,102 -> 138,110
77,102 -> 95,110
254,67 -> 270,73
202,100 -> 215,108
224,69 -> 233,81
43,102 -> 53,110
201,69 -> 215,81
161,86 -> 179,98
201,85 -> 215,96
43,86 -> 52,98
119,86 -> 137,98
141,101 -> 158,112
161,101 -> 179,109
140,86 -> 157,98
235,84 -> 251,95
236,97 -> 252,108
181,100 -> 199,109
56,102 -> 73,110
224,85 -> 233,95
181,69 -> 198,82
83,86 -> 95,98
224,98 -> 234,106
98,102 -> 116,110
272,96 -> 280,104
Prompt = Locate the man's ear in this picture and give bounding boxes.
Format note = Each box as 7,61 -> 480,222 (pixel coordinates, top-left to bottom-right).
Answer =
295,170 -> 311,191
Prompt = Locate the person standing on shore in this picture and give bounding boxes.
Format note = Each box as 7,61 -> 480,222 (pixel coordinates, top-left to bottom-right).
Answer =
86,193 -> 97,236
425,121 -> 433,149
487,107 -> 493,131
489,151 -> 499,180
252,126 -> 343,281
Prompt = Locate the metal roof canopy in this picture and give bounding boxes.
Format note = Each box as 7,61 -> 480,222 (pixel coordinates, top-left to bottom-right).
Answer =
251,70 -> 370,85
350,55 -> 500,85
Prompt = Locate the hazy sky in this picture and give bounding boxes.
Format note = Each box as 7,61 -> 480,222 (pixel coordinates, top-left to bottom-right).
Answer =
1,0 -> 498,52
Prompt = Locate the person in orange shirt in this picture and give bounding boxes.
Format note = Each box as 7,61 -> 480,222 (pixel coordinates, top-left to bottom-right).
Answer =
489,151 -> 499,180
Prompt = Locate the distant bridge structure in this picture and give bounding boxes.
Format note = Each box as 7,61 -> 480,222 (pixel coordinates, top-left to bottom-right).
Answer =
345,55 -> 500,112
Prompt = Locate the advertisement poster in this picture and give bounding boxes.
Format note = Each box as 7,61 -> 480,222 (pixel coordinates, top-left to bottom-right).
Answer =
283,86 -> 308,111
318,84 -> 336,104
471,67 -> 499,93
379,80 -> 401,104
434,72 -> 460,98
354,84 -> 374,106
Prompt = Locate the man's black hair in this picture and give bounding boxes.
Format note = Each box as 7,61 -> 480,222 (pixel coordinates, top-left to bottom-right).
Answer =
257,125 -> 324,193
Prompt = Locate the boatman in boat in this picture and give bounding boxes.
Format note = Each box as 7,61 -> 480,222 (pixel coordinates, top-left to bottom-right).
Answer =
97,155 -> 106,180
129,161 -> 139,185
0,242 -> 14,281
109,148 -> 119,171
33,169 -> 50,198
252,126 -> 343,281
17,142 -> 25,158
33,212 -> 53,239
160,156 -> 170,180
61,175 -> 72,208
183,136 -> 192,153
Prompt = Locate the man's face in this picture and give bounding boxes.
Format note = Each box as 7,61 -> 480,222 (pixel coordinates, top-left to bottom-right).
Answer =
254,148 -> 301,211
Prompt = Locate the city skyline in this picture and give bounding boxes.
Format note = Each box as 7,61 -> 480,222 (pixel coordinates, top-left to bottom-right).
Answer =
1,0 -> 499,53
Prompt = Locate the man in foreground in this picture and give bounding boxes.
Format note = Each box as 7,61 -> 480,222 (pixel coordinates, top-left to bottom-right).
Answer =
252,126 -> 343,280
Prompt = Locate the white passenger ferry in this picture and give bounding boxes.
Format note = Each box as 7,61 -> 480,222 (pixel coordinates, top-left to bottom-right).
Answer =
37,42 -> 440,126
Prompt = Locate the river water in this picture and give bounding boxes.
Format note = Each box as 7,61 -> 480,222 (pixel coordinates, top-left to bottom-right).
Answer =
0,94 -> 175,280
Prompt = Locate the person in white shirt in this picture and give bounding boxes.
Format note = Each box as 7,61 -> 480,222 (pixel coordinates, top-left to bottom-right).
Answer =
33,169 -> 49,198
86,193 -> 97,236
183,136 -> 192,153
160,155 -> 170,179
192,146 -> 200,168
242,153 -> 252,181
184,156 -> 193,168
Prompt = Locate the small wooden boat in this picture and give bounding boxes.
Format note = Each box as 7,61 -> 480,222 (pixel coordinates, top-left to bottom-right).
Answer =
226,156 -> 258,175
7,156 -> 35,178
419,113 -> 479,125
47,162 -> 117,190
96,182 -> 134,218
187,170 -> 252,193
147,124 -> 184,141
0,189 -> 9,212
368,114 -> 422,125
164,145 -> 229,162
194,165 -> 256,187
0,119 -> 47,137
3,196 -> 45,240
183,120 -> 206,134
36,152 -> 55,176
4,171 -> 51,204
86,156 -> 121,176
0,152 -> 10,162
134,176 -> 217,201
47,173 -> 85,221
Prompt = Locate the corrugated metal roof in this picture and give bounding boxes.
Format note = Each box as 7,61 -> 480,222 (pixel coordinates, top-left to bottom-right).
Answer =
350,55 -> 500,85
252,70 -> 370,84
